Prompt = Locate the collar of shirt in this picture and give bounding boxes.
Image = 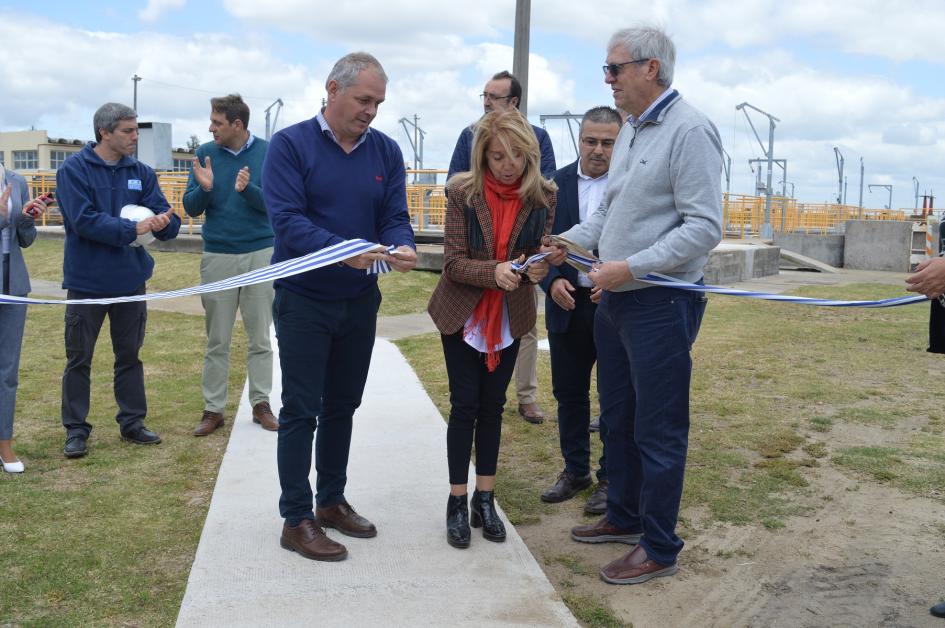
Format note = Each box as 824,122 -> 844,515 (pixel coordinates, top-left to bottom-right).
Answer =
316,111 -> 371,151
627,87 -> 677,128
221,133 -> 255,157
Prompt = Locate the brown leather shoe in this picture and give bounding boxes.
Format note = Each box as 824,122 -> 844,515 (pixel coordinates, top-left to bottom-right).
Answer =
583,480 -> 608,515
540,470 -> 592,503
571,515 -> 642,544
518,402 -> 545,424
280,519 -> 347,562
600,544 -> 677,584
252,401 -> 278,431
193,410 -> 224,436
315,501 -> 377,538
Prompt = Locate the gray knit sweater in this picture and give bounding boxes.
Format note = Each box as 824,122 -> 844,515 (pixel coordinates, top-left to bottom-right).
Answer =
561,91 -> 723,291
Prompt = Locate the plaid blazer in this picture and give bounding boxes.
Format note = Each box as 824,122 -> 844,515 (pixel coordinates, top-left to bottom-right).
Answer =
428,182 -> 557,338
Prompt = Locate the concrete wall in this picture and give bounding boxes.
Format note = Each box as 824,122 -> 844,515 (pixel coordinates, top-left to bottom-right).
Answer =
843,220 -> 912,272
774,232 -> 844,267
704,243 -> 780,284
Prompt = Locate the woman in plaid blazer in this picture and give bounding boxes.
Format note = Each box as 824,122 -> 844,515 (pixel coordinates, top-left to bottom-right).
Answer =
428,109 -> 557,549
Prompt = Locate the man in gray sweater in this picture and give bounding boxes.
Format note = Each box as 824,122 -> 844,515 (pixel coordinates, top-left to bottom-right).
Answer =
551,26 -> 723,585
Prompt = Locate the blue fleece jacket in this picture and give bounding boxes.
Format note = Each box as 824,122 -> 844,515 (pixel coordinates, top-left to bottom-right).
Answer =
182,137 -> 273,254
56,143 -> 181,295
262,116 -> 415,301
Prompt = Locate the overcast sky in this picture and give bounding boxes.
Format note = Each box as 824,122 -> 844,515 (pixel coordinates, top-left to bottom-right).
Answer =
2,0 -> 942,209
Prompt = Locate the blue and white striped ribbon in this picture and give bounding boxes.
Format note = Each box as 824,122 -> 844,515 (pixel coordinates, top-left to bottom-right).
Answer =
639,272 -> 927,308
556,242 -> 926,308
510,252 -> 550,273
0,239 -> 390,306
368,245 -> 398,275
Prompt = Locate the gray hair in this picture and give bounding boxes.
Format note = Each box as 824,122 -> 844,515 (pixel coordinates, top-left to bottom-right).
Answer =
326,52 -> 388,91
581,106 -> 622,131
93,102 -> 137,142
608,27 -> 675,87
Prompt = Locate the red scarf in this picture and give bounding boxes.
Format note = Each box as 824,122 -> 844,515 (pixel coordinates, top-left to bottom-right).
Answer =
466,170 -> 522,372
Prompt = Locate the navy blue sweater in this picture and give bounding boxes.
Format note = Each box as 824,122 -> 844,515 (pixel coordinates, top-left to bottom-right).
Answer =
262,117 -> 415,301
56,143 -> 181,295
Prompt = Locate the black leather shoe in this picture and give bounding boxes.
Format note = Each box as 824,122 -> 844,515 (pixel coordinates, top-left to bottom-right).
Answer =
540,470 -> 592,503
470,489 -> 506,542
584,480 -> 608,515
121,426 -> 162,445
446,494 -> 470,549
64,436 -> 88,459
931,601 -> 945,618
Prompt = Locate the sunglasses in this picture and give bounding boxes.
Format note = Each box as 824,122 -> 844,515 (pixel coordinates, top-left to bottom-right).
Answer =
602,59 -> 650,77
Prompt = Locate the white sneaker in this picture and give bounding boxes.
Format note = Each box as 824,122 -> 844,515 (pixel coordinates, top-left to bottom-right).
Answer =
0,455 -> 24,473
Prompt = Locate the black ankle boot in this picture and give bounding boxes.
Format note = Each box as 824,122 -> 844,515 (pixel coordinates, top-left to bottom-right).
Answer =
446,493 -> 470,549
470,489 -> 506,542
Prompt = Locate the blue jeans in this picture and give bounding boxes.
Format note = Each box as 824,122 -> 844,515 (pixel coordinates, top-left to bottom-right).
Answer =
273,285 -> 380,526
595,285 -> 706,565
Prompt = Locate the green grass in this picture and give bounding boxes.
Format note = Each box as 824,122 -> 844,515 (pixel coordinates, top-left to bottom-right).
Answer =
397,281 -> 945,623
1,306 -> 247,626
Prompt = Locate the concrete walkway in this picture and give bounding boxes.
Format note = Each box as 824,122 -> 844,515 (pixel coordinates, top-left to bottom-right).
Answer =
175,335 -> 578,628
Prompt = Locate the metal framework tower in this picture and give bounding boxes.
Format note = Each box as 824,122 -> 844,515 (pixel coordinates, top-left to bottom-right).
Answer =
399,115 -> 426,183
736,102 -> 779,238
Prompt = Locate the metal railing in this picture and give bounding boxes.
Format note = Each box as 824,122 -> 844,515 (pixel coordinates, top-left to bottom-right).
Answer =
28,171 -> 914,240
722,193 -> 909,238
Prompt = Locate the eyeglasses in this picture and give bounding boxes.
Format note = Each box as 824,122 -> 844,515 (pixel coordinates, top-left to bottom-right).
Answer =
602,59 -> 650,77
580,137 -> 616,148
480,92 -> 514,103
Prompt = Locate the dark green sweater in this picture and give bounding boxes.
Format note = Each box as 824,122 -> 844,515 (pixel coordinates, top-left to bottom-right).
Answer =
182,137 -> 274,254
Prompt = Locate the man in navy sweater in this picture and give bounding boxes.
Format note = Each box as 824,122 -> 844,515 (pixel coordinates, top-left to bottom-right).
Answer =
447,70 -> 556,425
57,102 -> 181,459
184,94 -> 277,437
263,52 -> 417,562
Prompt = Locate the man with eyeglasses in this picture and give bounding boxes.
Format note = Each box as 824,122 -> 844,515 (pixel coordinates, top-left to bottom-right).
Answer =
548,26 -> 722,585
539,106 -> 621,515
447,70 -> 556,425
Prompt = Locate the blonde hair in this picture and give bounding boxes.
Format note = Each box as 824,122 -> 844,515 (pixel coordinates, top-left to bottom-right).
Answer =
450,109 -> 556,207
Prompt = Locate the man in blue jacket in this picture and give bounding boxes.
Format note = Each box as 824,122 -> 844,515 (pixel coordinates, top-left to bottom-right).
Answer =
447,70 -> 556,424
184,94 -> 277,437
539,106 -> 622,515
57,102 -> 181,459
263,52 -> 417,562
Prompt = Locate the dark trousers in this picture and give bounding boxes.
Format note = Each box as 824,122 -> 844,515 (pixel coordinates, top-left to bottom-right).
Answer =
549,287 -> 607,481
595,286 -> 706,566
929,299 -> 945,354
274,286 -> 379,526
61,286 -> 148,439
441,332 -> 520,485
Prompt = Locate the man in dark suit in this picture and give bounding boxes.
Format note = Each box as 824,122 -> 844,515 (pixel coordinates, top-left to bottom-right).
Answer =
539,106 -> 622,514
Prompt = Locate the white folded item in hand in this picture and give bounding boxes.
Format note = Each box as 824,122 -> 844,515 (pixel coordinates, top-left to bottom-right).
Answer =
120,204 -> 156,247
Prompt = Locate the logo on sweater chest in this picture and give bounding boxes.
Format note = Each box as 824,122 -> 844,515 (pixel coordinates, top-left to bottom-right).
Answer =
375,175 -> 383,182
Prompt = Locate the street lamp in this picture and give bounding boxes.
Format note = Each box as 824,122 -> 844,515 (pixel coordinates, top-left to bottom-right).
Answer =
868,184 -> 893,210
736,102 -> 779,239
913,177 -> 920,211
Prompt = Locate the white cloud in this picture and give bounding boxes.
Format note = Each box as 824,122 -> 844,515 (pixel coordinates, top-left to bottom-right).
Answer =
138,0 -> 186,23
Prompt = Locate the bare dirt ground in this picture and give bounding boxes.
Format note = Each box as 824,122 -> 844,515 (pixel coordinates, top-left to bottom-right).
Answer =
520,420 -> 945,628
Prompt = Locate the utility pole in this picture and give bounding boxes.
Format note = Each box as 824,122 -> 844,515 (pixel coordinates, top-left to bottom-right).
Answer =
913,176 -> 920,210
868,184 -> 893,210
132,74 -> 142,112
264,99 -> 283,140
858,157 -> 864,217
843,176 -> 848,205
721,147 -> 732,196
833,147 -> 844,205
399,115 -> 426,183
512,0 -> 531,115
736,102 -> 779,239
